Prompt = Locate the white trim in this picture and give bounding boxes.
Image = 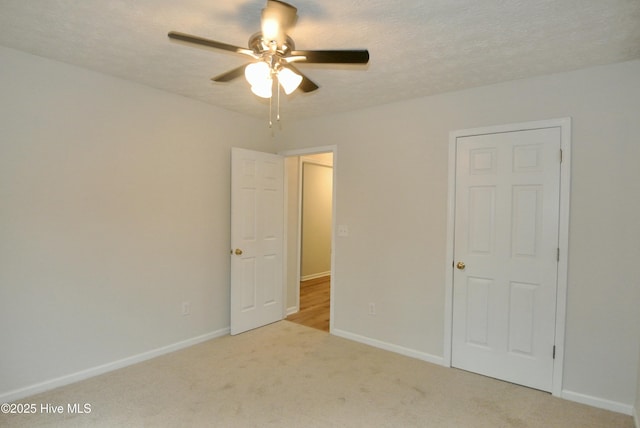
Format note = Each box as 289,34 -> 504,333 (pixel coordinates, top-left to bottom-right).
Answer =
448,118 -> 570,139
443,134 -> 457,366
279,145 -> 338,333
301,271 -> 331,282
281,152 -> 291,319
333,329 -> 445,367
301,155 -> 333,167
443,118 -> 571,397
634,404 -> 639,428
279,145 -> 337,158
294,156 -> 304,313
553,117 -> 572,396
329,150 -> 337,333
561,390 -> 634,416
0,328 -> 229,404
286,305 -> 298,316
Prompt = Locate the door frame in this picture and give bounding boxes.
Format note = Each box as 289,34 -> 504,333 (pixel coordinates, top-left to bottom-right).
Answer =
443,118 -> 571,396
279,145 -> 337,333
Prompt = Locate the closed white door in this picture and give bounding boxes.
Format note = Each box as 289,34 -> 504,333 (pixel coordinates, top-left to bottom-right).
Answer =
230,148 -> 284,335
451,127 -> 561,391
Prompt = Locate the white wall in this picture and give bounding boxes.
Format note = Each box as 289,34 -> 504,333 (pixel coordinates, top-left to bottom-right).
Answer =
0,46 -> 274,399
277,60 -> 640,411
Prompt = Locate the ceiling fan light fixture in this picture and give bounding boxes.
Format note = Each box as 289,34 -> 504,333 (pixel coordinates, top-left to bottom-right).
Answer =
250,81 -> 273,99
245,61 -> 271,87
277,67 -> 302,95
169,0 -> 369,122
261,17 -> 280,42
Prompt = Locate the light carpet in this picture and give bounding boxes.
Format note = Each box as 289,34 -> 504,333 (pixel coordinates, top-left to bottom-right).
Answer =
1,321 -> 634,427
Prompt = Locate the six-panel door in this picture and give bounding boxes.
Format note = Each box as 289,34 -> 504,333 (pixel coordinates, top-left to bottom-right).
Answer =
451,127 -> 561,392
230,148 -> 284,335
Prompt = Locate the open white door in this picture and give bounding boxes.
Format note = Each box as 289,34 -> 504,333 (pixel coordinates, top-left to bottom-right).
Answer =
230,148 -> 284,335
451,127 -> 561,392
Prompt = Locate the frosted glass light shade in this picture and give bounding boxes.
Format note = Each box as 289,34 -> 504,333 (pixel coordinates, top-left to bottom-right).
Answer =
250,80 -> 273,98
244,61 -> 301,98
245,62 -> 271,87
277,67 -> 302,95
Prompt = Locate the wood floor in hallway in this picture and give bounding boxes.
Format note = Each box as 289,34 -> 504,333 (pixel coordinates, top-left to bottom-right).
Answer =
286,276 -> 330,332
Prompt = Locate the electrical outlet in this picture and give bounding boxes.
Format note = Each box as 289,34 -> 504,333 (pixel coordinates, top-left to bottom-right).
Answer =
182,301 -> 191,316
337,224 -> 349,237
368,302 -> 376,315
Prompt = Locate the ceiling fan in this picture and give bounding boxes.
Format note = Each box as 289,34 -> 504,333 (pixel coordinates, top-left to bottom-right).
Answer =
168,0 -> 370,101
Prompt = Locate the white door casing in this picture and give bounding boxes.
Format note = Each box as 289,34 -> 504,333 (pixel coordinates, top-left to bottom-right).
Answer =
230,148 -> 284,335
445,119 -> 571,395
279,145 -> 338,332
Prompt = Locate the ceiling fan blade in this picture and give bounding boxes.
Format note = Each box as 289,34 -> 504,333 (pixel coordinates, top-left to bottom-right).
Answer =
212,64 -> 248,82
168,31 -> 257,58
285,64 -> 319,93
289,49 -> 370,64
261,0 -> 298,44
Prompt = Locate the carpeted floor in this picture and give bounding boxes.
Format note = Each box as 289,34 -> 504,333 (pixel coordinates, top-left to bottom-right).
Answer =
1,321 -> 634,427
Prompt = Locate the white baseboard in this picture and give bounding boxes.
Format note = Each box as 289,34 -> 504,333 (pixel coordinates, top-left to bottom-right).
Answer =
633,404 -> 638,428
0,327 -> 229,404
286,305 -> 298,316
331,329 -> 636,418
561,389 -> 634,416
332,328 -> 445,367
301,271 -> 331,282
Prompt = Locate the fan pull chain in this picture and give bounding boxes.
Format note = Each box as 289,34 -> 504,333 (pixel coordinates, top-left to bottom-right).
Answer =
267,79 -> 284,133
268,89 -> 273,129
277,80 -> 281,125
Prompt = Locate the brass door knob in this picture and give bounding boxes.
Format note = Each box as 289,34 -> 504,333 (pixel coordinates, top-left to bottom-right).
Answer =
234,248 -> 243,256
456,261 -> 466,270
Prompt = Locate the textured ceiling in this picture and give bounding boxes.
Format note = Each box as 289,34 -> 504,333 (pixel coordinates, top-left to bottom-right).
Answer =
1,0 -> 639,121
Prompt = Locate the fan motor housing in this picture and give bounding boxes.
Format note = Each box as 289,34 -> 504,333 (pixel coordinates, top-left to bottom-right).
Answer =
249,32 -> 295,56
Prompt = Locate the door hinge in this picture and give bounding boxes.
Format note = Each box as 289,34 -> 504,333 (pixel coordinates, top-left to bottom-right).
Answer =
557,248 -> 560,262
560,149 -> 563,163
552,345 -> 556,359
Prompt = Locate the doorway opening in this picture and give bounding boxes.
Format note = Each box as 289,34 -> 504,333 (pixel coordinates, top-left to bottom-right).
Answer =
282,149 -> 335,332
